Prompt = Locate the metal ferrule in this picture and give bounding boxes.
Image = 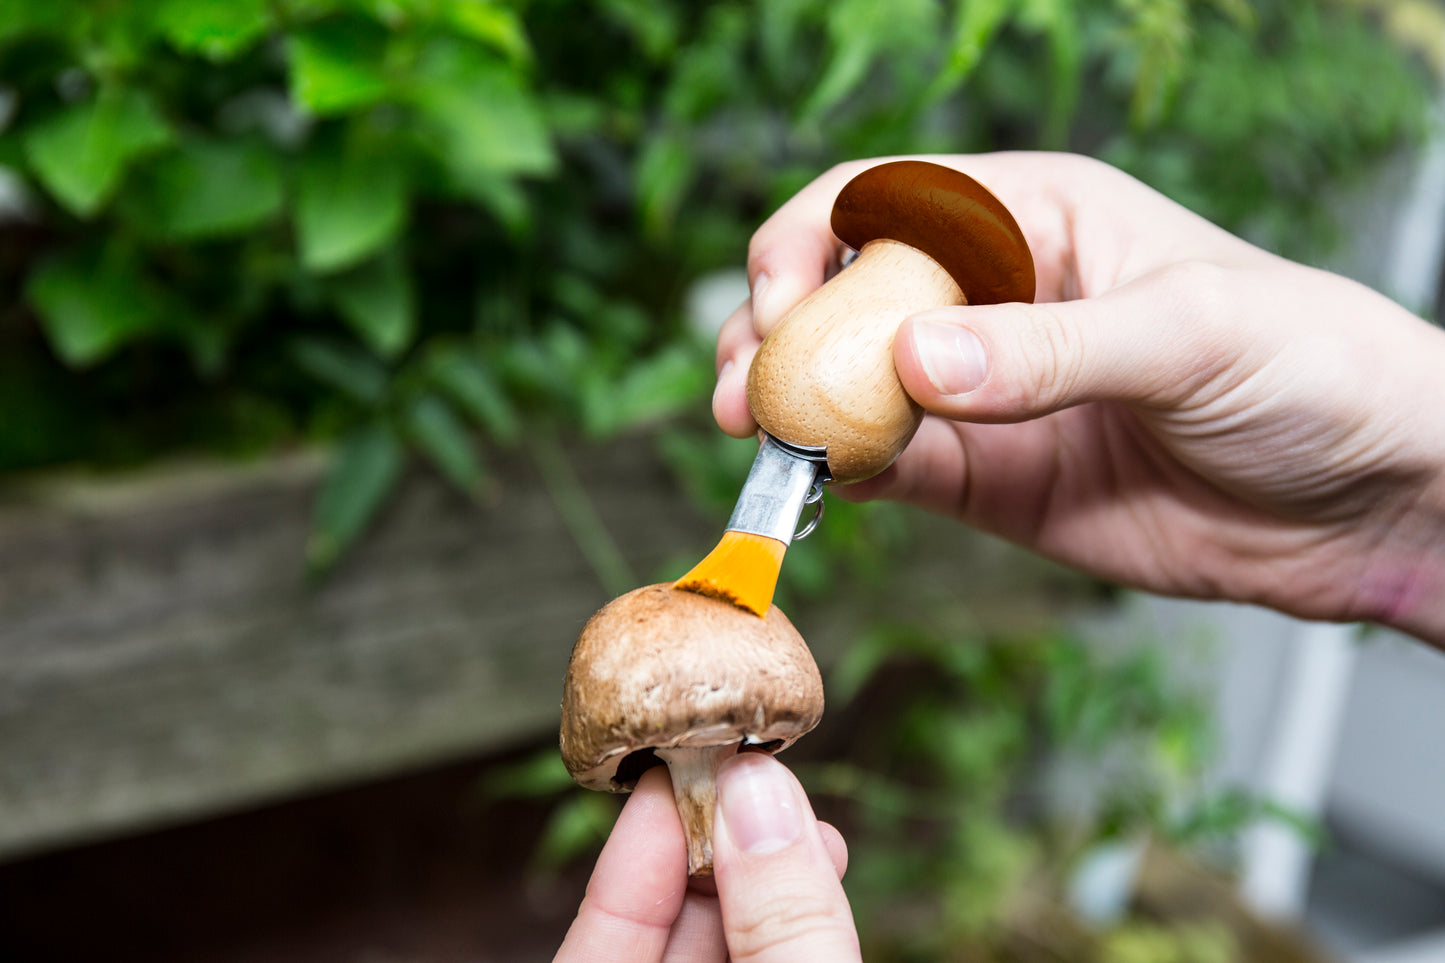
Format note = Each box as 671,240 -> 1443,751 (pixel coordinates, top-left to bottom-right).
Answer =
725,434 -> 829,543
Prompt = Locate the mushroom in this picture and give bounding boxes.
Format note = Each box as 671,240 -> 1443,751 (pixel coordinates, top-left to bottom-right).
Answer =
748,159 -> 1035,483
559,583 -> 824,876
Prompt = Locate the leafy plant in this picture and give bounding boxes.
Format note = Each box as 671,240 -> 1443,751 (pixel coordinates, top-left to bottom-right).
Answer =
0,0 -> 1431,574
814,623 -> 1311,961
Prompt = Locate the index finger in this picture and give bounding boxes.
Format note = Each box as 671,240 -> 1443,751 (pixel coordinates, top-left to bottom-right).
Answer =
746,159 -> 881,334
554,767 -> 688,963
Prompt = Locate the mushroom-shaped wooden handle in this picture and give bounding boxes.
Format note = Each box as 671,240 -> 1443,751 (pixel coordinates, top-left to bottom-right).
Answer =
746,161 -> 1035,483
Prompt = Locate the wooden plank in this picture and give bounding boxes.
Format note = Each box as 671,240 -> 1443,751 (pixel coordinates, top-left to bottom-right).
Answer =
0,436 -> 1087,861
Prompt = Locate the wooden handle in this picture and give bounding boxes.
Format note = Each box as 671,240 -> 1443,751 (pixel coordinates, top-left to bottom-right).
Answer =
746,238 -> 964,483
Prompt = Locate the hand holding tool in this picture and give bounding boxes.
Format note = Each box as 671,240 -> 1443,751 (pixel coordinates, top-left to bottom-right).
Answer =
676,160 -> 1036,615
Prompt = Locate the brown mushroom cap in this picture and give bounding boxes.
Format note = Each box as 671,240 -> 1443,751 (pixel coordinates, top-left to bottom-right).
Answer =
560,583 -> 824,791
830,159 -> 1035,306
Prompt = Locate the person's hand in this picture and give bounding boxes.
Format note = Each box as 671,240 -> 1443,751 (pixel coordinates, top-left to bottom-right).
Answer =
714,152 -> 1445,645
554,752 -> 858,962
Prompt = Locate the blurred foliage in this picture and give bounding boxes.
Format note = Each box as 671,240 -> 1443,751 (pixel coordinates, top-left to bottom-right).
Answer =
488,621 -> 1314,959
813,624 -> 1313,960
0,0 -> 1433,569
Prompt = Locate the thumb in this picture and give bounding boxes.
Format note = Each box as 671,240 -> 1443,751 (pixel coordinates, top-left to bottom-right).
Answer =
895,267 -> 1230,422
712,752 -> 860,963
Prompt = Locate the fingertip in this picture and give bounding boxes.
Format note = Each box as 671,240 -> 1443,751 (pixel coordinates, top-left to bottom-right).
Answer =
749,269 -> 819,336
896,310 -> 991,406
715,298 -> 758,370
711,753 -> 860,959
714,752 -> 807,858
817,821 -> 849,879
612,764 -> 684,857
633,761 -> 674,800
712,350 -> 759,438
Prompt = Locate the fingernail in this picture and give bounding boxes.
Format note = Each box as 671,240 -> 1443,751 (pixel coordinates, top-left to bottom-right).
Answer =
718,754 -> 802,855
912,320 -> 988,395
712,359 -> 734,408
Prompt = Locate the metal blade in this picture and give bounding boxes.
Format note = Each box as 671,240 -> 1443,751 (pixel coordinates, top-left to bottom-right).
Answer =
725,434 -> 829,544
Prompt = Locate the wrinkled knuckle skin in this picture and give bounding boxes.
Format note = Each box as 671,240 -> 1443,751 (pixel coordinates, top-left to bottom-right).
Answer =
728,893 -> 851,962
1016,302 -> 1087,411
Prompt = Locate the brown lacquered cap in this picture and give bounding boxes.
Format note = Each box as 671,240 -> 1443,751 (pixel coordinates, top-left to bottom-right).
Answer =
830,160 -> 1035,305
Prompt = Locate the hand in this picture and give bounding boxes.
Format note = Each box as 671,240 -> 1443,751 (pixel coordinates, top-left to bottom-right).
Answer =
714,152 -> 1445,645
554,752 -> 858,963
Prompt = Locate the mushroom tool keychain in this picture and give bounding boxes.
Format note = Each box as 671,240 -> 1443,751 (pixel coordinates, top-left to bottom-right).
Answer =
561,161 -> 1036,876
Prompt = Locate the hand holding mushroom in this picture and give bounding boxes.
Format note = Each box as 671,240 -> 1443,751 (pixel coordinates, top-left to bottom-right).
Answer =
561,159 -> 1035,876
553,753 -> 858,963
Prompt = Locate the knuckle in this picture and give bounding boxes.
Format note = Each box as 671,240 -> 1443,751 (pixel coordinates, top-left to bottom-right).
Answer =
728,889 -> 850,962
745,231 -> 773,271
1147,258 -> 1244,400
1014,302 -> 1088,410
1156,259 -> 1231,319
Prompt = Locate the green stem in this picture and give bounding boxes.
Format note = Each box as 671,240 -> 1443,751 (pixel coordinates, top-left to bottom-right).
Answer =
529,429 -> 636,598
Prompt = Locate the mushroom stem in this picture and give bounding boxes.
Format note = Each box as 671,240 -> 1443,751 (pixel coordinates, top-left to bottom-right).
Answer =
654,744 -> 739,876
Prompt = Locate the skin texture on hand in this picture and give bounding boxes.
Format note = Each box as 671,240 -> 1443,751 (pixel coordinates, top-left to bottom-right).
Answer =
554,754 -> 858,963
715,152 -> 1445,646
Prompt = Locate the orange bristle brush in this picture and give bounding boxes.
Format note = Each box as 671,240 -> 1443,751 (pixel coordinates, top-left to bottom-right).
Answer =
673,434 -> 827,617
674,529 -> 790,617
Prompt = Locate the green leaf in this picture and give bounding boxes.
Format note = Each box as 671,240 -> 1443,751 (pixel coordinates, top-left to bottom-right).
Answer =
635,130 -> 691,239
1118,0 -> 1191,129
925,0 -> 1017,101
803,0 -> 940,119
325,249 -> 415,358
0,0 -> 67,45
496,325 -> 590,405
1207,0 -> 1256,29
660,9 -> 747,121
404,393 -> 484,492
22,88 -> 173,217
583,344 -> 710,438
458,171 -> 531,234
309,421 -> 404,572
155,0 -> 273,61
1020,0 -> 1082,146
294,136 -> 408,273
802,39 -> 873,121
119,137 -> 283,240
289,336 -> 389,405
407,37 -> 555,181
26,245 -> 166,367
534,792 -> 619,869
439,0 -> 532,61
599,0 -> 680,62
289,17 -> 390,116
480,748 -> 576,799
425,344 -> 520,444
